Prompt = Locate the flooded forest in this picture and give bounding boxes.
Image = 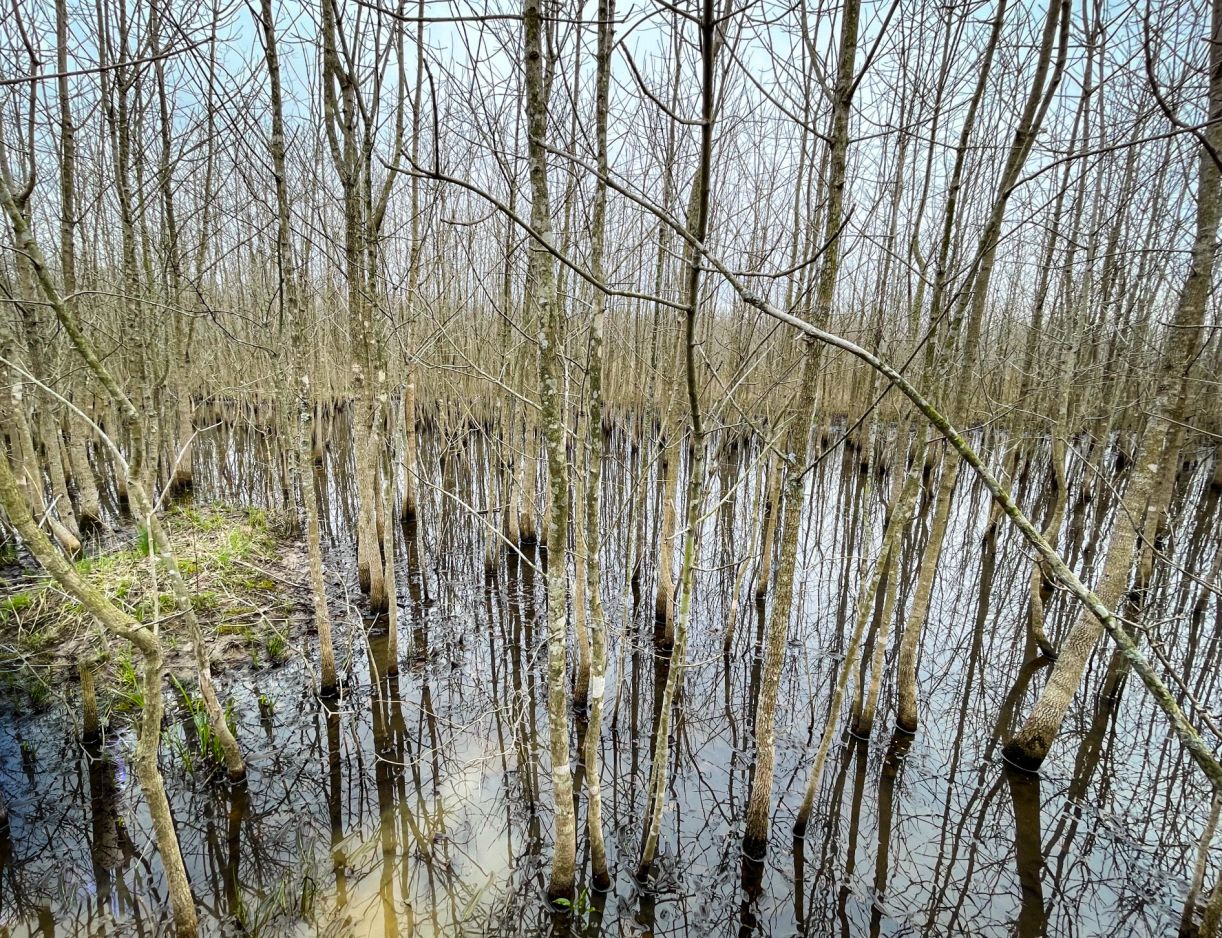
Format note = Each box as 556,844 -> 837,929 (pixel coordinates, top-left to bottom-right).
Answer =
0,0 -> 1220,933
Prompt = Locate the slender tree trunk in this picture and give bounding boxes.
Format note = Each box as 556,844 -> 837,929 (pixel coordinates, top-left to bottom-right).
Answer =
401,381 -> 418,521
65,407 -> 103,528
572,475 -> 592,709
894,444 -> 959,732
0,170 -> 245,783
1004,0 -> 1220,769
0,451 -> 197,938
319,0 -> 388,613
80,660 -> 100,745
1182,793 -> 1221,936
744,0 -> 860,852
639,0 -> 715,877
381,455 -> 399,675
753,453 -> 780,601
256,0 -> 338,695
521,0 -> 576,900
853,461 -> 923,736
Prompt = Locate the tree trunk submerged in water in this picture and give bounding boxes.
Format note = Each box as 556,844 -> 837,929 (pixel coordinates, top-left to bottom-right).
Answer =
317,0 -> 395,617
135,644 -> 199,938
65,405 -> 104,529
745,0 -> 859,849
741,367 -> 812,856
654,428 -> 679,643
639,0 -> 715,878
354,395 -> 388,612
753,453 -> 780,602
1001,419 -> 1186,769
401,380 -> 418,522
521,0 -> 576,901
894,448 -> 959,733
0,451 -> 198,937
80,660 -> 100,745
301,408 -> 338,695
0,168 -> 247,785
1003,0 -> 1221,770
255,0 -> 338,696
742,353 -> 817,856
572,482 -> 592,711
1182,793 -> 1222,937
854,455 -> 922,737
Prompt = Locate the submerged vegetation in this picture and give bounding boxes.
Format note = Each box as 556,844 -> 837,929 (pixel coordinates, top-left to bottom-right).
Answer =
0,0 -> 1220,934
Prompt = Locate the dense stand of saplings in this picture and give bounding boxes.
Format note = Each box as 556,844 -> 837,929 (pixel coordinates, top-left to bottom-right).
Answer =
0,0 -> 1220,933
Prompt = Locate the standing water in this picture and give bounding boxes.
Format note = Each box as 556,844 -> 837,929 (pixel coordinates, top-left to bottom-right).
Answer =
0,417 -> 1217,937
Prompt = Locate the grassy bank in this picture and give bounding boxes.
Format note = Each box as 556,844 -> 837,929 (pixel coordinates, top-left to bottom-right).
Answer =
0,503 -> 308,717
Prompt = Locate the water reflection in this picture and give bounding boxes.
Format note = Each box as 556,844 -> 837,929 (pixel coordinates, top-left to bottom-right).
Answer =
1007,766 -> 1046,938
0,416 -> 1216,936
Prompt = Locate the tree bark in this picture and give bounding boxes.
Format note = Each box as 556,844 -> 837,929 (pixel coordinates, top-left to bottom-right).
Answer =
521,0 -> 577,900
0,450 -> 197,938
1003,0 -> 1220,770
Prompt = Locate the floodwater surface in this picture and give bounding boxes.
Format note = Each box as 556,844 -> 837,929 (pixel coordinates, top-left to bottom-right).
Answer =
0,416 -> 1218,936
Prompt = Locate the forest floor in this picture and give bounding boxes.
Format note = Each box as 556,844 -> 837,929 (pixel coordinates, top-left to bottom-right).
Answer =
0,503 -> 309,718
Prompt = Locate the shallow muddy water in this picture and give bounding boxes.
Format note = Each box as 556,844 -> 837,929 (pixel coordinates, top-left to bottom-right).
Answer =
0,416 -> 1218,936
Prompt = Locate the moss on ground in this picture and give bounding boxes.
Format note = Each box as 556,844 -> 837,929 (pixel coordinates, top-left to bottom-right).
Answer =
0,503 -> 308,715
